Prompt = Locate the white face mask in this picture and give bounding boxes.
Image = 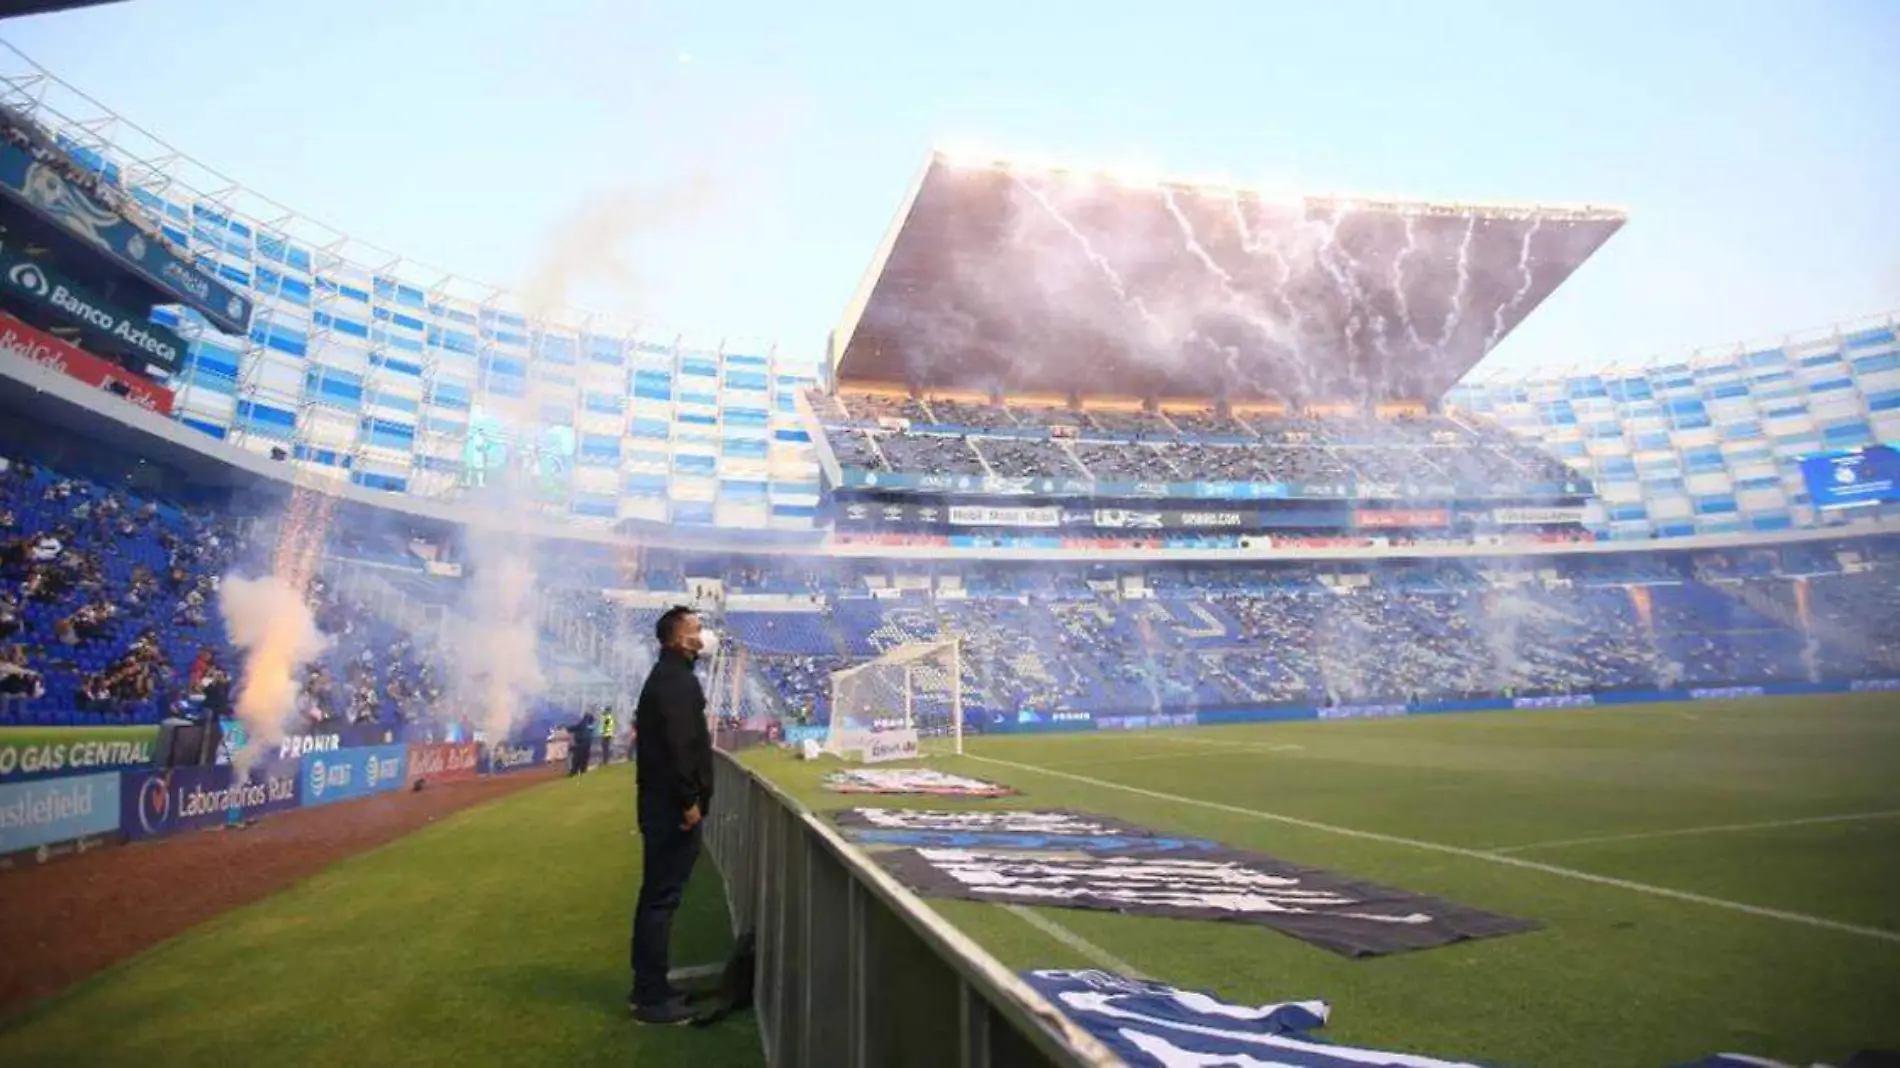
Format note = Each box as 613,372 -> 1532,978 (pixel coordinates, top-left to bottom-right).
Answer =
695,627 -> 720,659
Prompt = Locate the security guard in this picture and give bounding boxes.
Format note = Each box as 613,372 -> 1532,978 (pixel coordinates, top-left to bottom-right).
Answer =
599,707 -> 617,766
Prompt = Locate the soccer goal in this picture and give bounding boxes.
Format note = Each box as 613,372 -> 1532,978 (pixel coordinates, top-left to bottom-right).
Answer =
827,639 -> 963,761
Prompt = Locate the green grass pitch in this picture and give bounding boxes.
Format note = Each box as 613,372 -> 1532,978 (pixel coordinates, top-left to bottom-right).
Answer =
0,769 -> 758,1068
1,694 -> 1894,1067
743,693 -> 1900,1068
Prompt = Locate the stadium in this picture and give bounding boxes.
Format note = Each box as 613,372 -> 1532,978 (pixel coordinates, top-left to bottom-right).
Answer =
2,13 -> 1899,1068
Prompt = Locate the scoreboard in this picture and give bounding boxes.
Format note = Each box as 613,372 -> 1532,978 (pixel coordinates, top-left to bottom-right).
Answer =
1800,445 -> 1900,510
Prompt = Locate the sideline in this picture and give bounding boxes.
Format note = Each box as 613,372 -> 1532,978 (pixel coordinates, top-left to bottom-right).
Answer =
1003,905 -> 1148,978
967,754 -> 1900,945
1485,809 -> 1900,854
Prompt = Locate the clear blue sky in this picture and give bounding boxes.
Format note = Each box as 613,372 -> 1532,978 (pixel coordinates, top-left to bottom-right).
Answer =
5,0 -> 1897,378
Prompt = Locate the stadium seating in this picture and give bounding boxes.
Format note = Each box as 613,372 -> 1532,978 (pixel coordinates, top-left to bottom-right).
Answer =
1,455 -> 473,734
813,391 -> 1584,496
731,549 -> 1900,727
9,443 -> 1897,740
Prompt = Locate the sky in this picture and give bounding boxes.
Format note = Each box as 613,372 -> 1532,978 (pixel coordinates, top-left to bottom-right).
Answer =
3,0 -> 1897,380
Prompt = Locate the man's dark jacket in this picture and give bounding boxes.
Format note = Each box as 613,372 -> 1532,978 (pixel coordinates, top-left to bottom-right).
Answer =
635,648 -> 712,813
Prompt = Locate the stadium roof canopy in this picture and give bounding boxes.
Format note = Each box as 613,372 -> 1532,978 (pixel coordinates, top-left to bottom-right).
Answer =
829,151 -> 1625,405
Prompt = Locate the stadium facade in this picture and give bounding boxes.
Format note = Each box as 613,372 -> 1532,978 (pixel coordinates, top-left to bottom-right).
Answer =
0,50 -> 1896,554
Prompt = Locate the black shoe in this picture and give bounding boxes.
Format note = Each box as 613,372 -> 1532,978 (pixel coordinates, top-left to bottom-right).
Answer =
628,987 -> 702,1013
631,998 -> 695,1026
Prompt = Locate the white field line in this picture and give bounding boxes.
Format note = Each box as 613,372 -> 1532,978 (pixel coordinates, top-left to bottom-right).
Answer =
1042,749 -> 1212,769
1486,809 -> 1900,854
1143,734 -> 1306,754
1003,905 -> 1148,978
967,755 -> 1900,946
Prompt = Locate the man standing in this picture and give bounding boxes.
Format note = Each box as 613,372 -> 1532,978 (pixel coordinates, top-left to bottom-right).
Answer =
567,711 -> 595,777
599,707 -> 616,767
629,606 -> 714,1025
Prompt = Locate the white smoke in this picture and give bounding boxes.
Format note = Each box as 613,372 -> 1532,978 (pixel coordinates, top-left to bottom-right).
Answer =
219,574 -> 332,773
1483,586 -> 1541,693
442,521 -> 548,744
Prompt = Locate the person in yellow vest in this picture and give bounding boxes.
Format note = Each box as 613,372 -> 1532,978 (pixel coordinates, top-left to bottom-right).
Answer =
599,708 -> 617,766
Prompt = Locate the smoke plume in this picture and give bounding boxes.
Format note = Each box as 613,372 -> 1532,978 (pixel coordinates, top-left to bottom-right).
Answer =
517,174 -> 717,321
442,519 -> 548,744
219,573 -> 332,773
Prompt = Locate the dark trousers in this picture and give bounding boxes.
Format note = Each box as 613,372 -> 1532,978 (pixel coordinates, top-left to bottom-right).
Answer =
570,739 -> 592,776
630,795 -> 703,1006
599,736 -> 612,766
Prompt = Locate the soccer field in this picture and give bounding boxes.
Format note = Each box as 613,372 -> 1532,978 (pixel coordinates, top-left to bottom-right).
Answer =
0,769 -> 756,1068
743,693 -> 1900,1068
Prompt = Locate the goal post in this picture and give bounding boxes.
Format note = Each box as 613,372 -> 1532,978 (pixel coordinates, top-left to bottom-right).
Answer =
827,639 -> 963,760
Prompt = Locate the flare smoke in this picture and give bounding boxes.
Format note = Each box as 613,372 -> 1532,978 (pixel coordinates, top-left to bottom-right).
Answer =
219,574 -> 331,772
518,174 -> 716,321
443,524 -> 548,743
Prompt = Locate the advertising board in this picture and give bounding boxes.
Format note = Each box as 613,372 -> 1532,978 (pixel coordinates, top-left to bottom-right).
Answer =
0,138 -> 253,334
1800,445 -> 1900,510
0,772 -> 121,855
0,239 -> 186,373
300,744 -> 407,809
0,309 -> 174,414
121,759 -> 302,840
860,728 -> 921,764
0,725 -> 157,784
406,743 -> 480,786
482,740 -> 546,775
1491,506 -> 1587,525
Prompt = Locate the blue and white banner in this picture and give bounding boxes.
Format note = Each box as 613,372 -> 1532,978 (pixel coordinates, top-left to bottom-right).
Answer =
0,139 -> 253,335
1023,971 -> 1810,1067
0,772 -> 121,855
300,744 -> 407,809
1021,969 -> 1484,1067
1025,971 -> 1827,1068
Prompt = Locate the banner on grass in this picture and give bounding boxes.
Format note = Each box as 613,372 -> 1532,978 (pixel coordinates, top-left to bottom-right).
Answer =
820,768 -> 1016,797
832,808 -> 1221,853
301,744 -> 406,809
0,725 -> 158,783
0,771 -> 121,854
1021,969 -> 1486,1068
406,743 -> 479,786
878,845 -> 1538,957
121,759 -> 302,840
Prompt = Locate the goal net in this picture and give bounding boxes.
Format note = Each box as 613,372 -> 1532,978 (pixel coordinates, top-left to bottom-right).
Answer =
827,639 -> 962,760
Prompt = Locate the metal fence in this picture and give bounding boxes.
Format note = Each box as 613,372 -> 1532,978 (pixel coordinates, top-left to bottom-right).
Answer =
703,750 -> 1122,1068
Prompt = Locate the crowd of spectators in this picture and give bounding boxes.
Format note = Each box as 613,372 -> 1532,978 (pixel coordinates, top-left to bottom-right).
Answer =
7,434 -> 1894,741
815,392 -> 1581,493
736,545 -> 1900,726
0,455 -> 466,732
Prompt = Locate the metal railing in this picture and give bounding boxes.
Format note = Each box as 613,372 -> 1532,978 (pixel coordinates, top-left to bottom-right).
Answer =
703,750 -> 1121,1068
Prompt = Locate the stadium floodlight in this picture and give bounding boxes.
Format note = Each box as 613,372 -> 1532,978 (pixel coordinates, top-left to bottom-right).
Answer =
826,639 -> 963,761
